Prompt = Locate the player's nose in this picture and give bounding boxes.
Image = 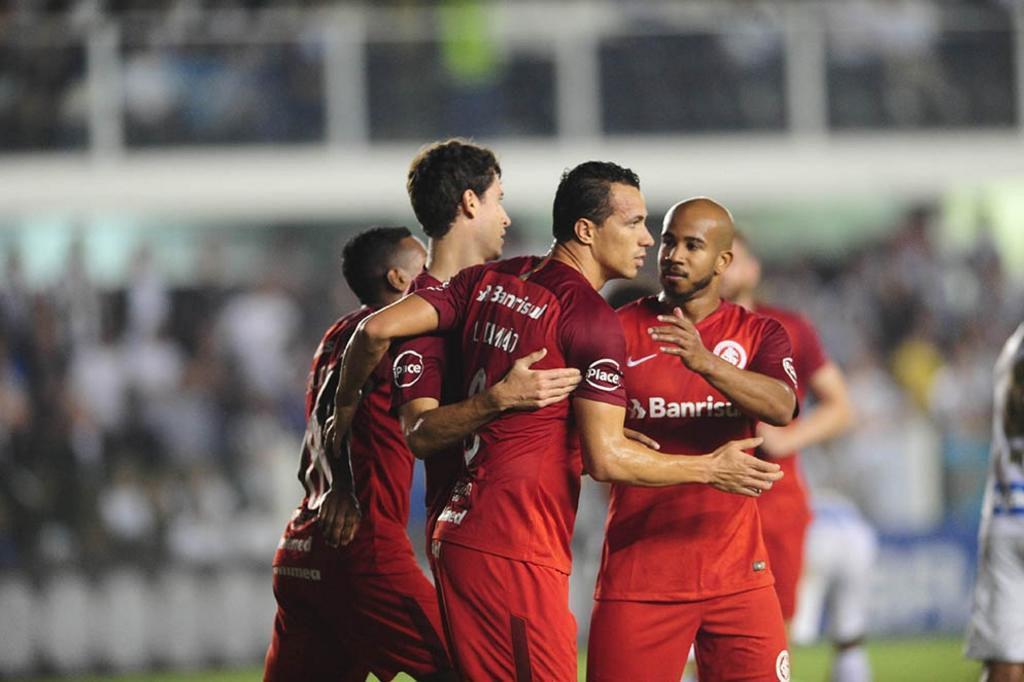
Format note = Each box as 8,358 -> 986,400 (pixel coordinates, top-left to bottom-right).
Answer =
639,224 -> 655,247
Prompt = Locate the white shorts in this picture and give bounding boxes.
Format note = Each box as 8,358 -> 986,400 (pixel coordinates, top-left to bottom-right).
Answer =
790,502 -> 877,646
965,532 -> 1024,663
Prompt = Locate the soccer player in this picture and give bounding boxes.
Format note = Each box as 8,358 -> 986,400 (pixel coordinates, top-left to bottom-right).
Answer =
965,322 -> 1024,682
588,197 -> 799,682
332,163 -> 782,680
392,139 -> 582,560
720,233 -> 854,621
721,233 -> 860,678
263,227 -> 454,682
790,493 -> 878,682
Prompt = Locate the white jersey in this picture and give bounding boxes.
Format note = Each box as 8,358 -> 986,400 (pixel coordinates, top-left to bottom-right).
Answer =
980,322 -> 1024,539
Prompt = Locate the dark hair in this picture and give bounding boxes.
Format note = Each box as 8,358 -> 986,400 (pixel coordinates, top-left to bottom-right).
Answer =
406,138 -> 501,240
341,226 -> 414,305
552,161 -> 640,243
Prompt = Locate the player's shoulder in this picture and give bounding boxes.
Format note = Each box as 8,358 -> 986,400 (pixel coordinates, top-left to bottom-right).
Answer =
615,295 -> 658,321
755,302 -> 816,335
320,306 -> 373,355
720,301 -> 789,341
409,270 -> 442,292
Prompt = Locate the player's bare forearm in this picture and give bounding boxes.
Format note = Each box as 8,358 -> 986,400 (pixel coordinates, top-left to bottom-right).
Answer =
331,323 -> 386,438
400,394 -> 500,459
698,356 -> 796,426
575,398 -> 781,494
649,308 -> 794,425
333,295 -> 442,436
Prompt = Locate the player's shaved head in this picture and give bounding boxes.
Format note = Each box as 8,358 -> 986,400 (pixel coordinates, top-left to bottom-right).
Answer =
662,197 -> 735,253
658,196 -> 736,306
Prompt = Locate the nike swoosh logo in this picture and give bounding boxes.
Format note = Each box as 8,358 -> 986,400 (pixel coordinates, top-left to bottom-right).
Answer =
626,353 -> 658,367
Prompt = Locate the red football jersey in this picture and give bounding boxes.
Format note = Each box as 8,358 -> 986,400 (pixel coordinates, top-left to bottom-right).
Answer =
415,257 -> 627,573
753,303 -> 829,523
298,307 -> 417,574
391,271 -> 466,534
595,297 -> 798,601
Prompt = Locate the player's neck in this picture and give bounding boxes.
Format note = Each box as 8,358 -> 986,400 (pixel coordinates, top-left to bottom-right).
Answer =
550,242 -> 606,290
425,235 -> 485,282
732,290 -> 756,311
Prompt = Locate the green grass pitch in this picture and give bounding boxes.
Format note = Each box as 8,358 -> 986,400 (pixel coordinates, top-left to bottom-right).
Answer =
31,637 -> 982,681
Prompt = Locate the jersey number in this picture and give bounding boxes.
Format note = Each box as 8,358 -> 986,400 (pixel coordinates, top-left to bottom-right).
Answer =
463,367 -> 488,465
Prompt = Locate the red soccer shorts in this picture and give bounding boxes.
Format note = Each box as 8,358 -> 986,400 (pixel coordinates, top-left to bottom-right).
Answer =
433,540 -> 577,681
263,515 -> 451,682
587,585 -> 789,682
759,494 -> 812,621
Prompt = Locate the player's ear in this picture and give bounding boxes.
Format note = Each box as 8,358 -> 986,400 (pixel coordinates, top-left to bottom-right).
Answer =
716,249 -> 734,275
574,217 -> 596,245
385,267 -> 408,295
460,189 -> 479,220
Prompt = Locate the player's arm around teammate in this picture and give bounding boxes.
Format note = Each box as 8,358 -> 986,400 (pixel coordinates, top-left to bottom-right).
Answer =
576,398 -> 777,494
399,347 -> 581,458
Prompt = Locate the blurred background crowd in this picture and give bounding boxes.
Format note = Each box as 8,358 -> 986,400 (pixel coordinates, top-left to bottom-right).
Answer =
1,201 -> 1020,575
1,0 -> 1023,676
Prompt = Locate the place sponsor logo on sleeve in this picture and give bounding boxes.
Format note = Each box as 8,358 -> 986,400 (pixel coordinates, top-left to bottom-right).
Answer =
782,357 -> 798,388
585,359 -> 622,392
393,350 -> 425,388
713,340 -> 748,369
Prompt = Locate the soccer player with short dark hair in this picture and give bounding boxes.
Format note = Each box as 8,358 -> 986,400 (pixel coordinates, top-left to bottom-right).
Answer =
587,198 -> 799,682
331,164 -> 781,680
394,138 -> 582,562
263,226 -> 455,682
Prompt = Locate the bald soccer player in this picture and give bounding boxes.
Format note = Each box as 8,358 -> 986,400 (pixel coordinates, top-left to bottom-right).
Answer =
330,164 -> 783,680
588,198 -> 799,682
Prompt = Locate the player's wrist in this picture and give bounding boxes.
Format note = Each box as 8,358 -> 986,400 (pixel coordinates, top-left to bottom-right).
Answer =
481,383 -> 508,413
688,453 -> 713,485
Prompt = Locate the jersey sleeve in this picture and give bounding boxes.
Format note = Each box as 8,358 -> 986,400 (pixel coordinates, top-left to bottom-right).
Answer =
413,264 -> 485,332
748,318 -> 800,415
789,313 -> 829,381
391,333 -> 446,410
560,292 -> 628,407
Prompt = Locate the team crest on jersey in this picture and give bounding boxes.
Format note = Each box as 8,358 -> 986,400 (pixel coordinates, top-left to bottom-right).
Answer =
393,350 -> 425,388
782,357 -> 798,387
776,650 -> 790,681
586,359 -> 622,392
713,340 -> 748,369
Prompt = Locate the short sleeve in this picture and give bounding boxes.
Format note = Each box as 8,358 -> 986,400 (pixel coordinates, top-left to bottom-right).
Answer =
748,318 -> 800,414
560,291 -> 628,407
391,333 -> 446,410
413,264 -> 485,332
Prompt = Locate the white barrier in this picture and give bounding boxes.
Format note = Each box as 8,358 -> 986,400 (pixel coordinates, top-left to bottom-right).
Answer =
0,568 -> 274,676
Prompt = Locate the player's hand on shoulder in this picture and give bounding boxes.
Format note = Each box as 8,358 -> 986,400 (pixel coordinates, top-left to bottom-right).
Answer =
706,436 -> 783,497
318,486 -> 361,548
649,307 -> 713,373
491,347 -> 582,411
